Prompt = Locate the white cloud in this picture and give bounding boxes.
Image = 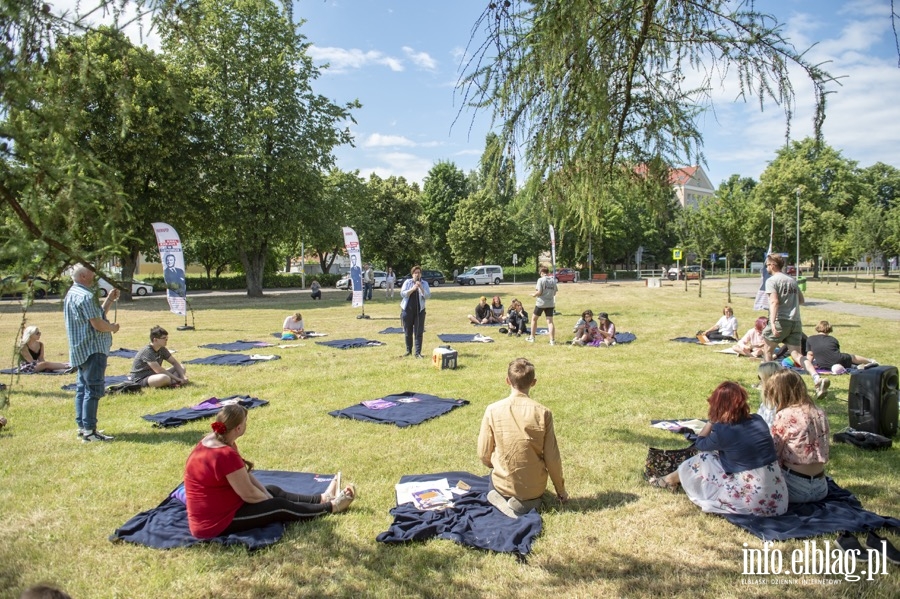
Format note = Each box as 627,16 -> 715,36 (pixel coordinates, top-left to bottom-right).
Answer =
308,46 -> 404,73
402,46 -> 438,70
363,134 -> 416,148
360,152 -> 435,185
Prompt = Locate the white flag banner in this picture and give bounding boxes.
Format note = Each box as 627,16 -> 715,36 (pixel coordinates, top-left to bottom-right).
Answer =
549,224 -> 557,273
342,227 -> 363,308
153,222 -> 187,316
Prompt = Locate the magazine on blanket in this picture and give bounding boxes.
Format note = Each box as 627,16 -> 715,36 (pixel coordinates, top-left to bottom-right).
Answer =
395,478 -> 453,508
652,419 -> 708,433
411,488 -> 453,510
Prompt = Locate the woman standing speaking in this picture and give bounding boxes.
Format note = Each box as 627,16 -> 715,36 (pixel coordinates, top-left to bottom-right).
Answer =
400,265 -> 431,359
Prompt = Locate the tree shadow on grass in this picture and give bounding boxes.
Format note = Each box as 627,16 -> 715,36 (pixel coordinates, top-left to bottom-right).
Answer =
564,491 -> 640,512
112,429 -> 202,445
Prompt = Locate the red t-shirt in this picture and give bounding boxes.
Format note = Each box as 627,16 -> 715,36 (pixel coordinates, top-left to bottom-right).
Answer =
184,441 -> 246,538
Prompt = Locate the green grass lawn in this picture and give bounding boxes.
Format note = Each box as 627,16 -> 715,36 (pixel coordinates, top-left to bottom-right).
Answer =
1,279 -> 898,598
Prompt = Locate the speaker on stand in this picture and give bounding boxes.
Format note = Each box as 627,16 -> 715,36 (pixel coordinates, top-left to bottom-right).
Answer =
848,365 -> 899,438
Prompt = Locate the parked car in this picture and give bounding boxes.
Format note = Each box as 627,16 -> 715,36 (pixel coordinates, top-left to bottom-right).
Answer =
455,265 -> 504,286
98,277 -> 154,297
336,270 -> 391,290
667,265 -> 705,281
554,268 -> 579,283
0,275 -> 51,299
785,265 -> 801,276
396,269 -> 446,287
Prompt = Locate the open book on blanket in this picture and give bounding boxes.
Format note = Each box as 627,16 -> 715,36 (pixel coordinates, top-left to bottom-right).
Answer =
651,419 -> 708,434
395,478 -> 472,510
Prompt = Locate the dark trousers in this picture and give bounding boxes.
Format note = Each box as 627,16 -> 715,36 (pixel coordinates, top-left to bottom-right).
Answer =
364,283 -> 373,300
402,308 -> 426,355
508,313 -> 528,334
222,485 -> 330,534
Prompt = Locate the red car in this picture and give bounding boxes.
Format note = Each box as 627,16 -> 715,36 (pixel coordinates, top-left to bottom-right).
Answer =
554,268 -> 579,283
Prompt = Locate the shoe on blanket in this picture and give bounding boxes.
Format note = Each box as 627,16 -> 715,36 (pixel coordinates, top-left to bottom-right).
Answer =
865,531 -> 900,564
331,484 -> 356,513
647,476 -> 679,493
487,490 -> 519,519
836,532 -> 865,557
815,377 -> 831,400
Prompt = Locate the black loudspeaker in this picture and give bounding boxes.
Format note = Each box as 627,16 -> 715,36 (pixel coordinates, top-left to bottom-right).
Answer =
848,365 -> 899,438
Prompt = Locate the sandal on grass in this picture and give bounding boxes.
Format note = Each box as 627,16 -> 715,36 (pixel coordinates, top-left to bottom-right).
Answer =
647,477 -> 679,492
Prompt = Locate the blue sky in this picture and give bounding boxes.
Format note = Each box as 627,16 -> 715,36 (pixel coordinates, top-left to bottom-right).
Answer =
59,0 -> 900,188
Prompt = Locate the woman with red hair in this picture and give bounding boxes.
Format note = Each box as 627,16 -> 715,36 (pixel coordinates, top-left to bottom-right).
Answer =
649,381 -> 788,517
731,316 -> 769,358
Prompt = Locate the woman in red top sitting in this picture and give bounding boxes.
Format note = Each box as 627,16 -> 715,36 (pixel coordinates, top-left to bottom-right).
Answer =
184,405 -> 355,538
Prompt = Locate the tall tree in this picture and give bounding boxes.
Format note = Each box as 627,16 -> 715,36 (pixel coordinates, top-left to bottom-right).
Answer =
857,162 -> 900,275
461,1 -> 834,234
299,169 -> 368,274
421,161 -> 469,272
447,188 -> 514,267
359,174 -> 429,273
161,0 -> 357,296
753,138 -> 863,277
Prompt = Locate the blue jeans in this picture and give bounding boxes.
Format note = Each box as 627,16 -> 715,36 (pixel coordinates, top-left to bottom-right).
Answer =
784,469 -> 828,503
75,353 -> 107,431
364,283 -> 373,300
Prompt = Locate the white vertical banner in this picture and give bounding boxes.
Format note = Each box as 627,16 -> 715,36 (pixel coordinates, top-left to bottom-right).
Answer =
549,224 -> 557,274
342,227 -> 363,307
152,222 -> 187,316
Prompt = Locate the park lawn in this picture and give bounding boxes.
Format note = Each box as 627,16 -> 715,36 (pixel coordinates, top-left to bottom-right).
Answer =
0,279 -> 898,599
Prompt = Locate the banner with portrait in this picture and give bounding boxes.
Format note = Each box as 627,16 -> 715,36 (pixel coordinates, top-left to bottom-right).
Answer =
152,222 -> 187,316
342,227 -> 363,307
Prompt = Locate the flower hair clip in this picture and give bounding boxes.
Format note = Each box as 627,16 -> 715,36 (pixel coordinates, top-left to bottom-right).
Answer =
211,421 -> 227,434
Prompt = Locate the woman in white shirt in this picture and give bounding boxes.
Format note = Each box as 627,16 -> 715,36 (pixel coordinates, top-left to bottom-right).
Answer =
699,306 -> 738,341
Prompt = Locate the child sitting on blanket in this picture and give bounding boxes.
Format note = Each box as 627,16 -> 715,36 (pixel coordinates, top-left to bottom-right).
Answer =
756,361 -> 783,426
282,312 -> 306,340
477,358 -> 568,518
571,310 -> 600,346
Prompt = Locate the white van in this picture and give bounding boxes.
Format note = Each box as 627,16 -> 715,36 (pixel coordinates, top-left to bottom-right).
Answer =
455,265 -> 504,285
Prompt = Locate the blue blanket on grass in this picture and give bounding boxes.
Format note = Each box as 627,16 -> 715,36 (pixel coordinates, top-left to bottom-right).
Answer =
110,471 -> 335,550
109,348 -> 138,359
329,392 -> 468,427
1,367 -> 69,375
184,354 -> 279,366
376,471 -> 543,556
378,327 -> 405,334
316,338 -> 385,350
723,478 -> 900,541
199,340 -> 274,352
142,395 -> 269,428
61,374 -> 130,391
437,334 -> 494,343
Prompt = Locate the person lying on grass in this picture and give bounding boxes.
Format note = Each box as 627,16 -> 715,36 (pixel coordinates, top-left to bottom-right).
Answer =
184,404 -> 356,539
478,357 -> 568,518
129,326 -> 189,388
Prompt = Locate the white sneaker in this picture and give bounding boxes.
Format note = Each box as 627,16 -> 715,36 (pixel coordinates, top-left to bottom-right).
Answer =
525,337 -> 535,343
549,340 -> 556,346
815,377 -> 831,400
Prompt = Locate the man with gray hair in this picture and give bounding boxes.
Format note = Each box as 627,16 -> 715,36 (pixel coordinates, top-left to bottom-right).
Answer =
64,264 -> 120,442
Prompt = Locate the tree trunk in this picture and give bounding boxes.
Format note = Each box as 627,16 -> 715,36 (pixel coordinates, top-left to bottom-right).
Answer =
241,245 -> 267,297
118,248 -> 139,301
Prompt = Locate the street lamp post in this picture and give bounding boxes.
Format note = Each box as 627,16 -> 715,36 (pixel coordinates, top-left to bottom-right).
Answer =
795,188 -> 801,275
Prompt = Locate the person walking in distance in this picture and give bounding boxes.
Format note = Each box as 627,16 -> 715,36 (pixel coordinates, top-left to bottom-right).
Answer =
64,264 -> 120,442
400,265 -> 431,358
528,266 -> 558,345
761,254 -> 830,399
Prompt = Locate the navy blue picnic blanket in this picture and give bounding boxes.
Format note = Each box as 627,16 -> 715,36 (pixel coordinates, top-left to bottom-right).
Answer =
199,340 -> 274,352
437,334 -> 494,343
329,392 -> 469,427
1,367 -> 69,375
61,374 -> 130,391
723,478 -> 900,541
376,471 -> 542,556
315,338 -> 385,349
184,354 -> 279,366
110,470 -> 335,550
671,337 -> 701,343
109,348 -> 138,359
378,327 -> 405,334
142,395 -> 269,428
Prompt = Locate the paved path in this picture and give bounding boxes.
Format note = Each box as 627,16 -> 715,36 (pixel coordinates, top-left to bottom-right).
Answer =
724,278 -> 900,322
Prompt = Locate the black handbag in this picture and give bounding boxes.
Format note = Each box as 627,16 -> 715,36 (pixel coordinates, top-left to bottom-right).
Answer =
643,445 -> 698,480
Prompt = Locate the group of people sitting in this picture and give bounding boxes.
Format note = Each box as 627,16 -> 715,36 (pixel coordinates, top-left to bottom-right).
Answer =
571,310 -> 616,347
466,296 -> 530,337
649,371 -> 830,514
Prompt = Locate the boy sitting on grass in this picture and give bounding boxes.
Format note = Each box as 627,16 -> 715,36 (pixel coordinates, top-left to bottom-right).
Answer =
477,358 -> 568,518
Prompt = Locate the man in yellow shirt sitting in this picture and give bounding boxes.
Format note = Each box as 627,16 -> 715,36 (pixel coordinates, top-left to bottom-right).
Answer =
477,358 -> 569,518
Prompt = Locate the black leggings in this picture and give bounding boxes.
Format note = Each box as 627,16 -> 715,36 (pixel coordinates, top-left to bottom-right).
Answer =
706,331 -> 736,341
222,485 -> 330,534
402,308 -> 426,354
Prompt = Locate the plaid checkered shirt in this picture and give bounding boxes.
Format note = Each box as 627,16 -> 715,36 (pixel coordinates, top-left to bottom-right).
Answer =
64,283 -> 112,367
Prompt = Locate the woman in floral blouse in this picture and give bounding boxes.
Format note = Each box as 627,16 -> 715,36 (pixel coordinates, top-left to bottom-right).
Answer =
649,381 -> 788,517
767,370 -> 830,503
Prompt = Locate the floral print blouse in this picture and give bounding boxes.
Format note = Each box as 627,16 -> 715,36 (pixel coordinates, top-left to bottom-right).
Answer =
771,404 -> 830,466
